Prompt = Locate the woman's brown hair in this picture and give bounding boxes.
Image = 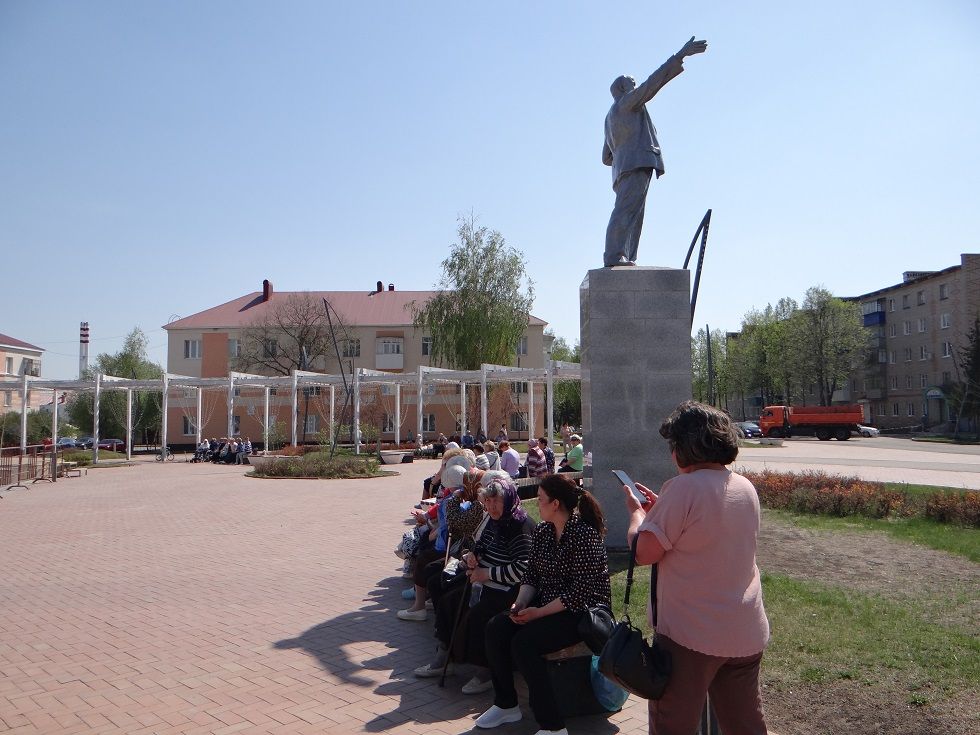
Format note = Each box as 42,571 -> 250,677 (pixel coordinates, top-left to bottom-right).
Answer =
539,474 -> 606,537
659,400 -> 739,467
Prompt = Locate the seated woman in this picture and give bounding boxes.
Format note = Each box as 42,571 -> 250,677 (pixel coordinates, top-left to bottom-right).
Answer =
476,474 -> 611,735
621,400 -> 770,735
414,475 -> 534,694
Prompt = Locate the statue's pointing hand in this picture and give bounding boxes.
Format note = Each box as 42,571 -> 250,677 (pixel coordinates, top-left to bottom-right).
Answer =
678,36 -> 708,58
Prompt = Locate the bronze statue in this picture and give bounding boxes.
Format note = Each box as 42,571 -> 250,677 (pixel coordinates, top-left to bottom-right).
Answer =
602,37 -> 707,267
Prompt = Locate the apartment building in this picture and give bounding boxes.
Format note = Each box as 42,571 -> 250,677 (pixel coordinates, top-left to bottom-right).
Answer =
0,332 -> 44,415
162,280 -> 549,446
850,253 -> 980,430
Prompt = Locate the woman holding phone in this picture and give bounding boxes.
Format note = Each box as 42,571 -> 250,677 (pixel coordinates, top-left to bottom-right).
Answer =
622,400 -> 770,735
475,474 -> 610,735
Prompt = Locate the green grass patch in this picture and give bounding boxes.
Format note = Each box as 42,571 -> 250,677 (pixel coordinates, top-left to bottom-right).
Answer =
883,482 -> 974,500
766,508 -> 980,563
761,572 -> 979,705
61,450 -> 127,466
250,451 -> 384,479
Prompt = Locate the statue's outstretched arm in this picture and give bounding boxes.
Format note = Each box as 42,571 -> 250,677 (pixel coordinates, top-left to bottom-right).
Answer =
627,37 -> 707,110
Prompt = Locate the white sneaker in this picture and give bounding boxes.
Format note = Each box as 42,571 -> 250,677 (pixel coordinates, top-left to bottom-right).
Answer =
533,730 -> 568,735
396,608 -> 427,621
475,705 -> 522,728
461,675 -> 493,694
414,661 -> 453,678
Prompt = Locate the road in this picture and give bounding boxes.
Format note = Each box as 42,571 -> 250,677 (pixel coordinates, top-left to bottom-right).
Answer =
736,436 -> 980,489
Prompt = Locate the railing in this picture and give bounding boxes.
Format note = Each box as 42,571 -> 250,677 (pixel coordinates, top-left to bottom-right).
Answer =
0,445 -> 55,491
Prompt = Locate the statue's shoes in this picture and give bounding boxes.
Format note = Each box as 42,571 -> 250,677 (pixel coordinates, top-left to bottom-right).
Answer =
604,256 -> 636,267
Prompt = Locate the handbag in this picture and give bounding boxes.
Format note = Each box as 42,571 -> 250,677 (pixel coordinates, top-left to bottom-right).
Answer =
577,604 -> 614,655
597,534 -> 672,699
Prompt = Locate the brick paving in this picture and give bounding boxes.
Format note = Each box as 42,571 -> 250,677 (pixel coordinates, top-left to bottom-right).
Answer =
0,458 -> 653,735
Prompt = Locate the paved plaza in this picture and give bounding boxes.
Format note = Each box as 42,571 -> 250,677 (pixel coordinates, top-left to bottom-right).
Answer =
0,459 -> 651,735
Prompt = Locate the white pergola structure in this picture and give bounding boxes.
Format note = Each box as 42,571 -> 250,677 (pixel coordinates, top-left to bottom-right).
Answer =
0,359 -> 581,459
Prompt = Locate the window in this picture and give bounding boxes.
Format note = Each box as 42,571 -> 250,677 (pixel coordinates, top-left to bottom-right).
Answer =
917,318 -> 926,333
510,381 -> 529,394
889,375 -> 898,389
902,295 -> 910,309
376,338 -> 403,355
233,388 -> 241,397
907,402 -> 915,417
383,414 -> 395,433
903,321 -> 911,336
888,298 -> 895,312
342,339 -> 361,358
903,347 -> 912,362
421,337 -> 433,356
917,290 -> 925,305
510,411 -> 528,432
228,338 -> 241,358
919,345 -> 928,360
262,339 -> 278,358
183,339 -> 201,359
877,349 -> 887,363
182,416 -> 197,436
304,415 -> 319,434
516,336 -> 528,356
877,403 -> 886,416
422,413 -> 436,432
942,371 -> 951,384
889,324 -> 897,337
905,375 -> 913,389
302,386 -> 321,397
269,388 -> 278,396
4,357 -> 12,374
3,391 -> 11,406
941,313 -> 951,329
920,374 -> 928,388
232,415 -> 241,434
889,350 -> 895,364
942,342 -> 953,358
939,283 -> 949,300
892,403 -> 899,416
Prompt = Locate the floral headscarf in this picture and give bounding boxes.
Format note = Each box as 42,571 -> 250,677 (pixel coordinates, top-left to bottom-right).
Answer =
483,476 -> 527,522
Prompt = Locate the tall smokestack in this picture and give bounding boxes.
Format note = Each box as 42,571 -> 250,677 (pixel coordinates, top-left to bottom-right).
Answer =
79,322 -> 90,378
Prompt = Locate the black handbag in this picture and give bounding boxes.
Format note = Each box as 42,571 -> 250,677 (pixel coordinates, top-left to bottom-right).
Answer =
597,534 -> 672,699
577,604 -> 615,655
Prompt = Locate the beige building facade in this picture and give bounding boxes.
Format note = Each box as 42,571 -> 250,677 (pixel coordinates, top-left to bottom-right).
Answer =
0,332 -> 44,415
163,281 -> 549,447
850,253 -> 980,430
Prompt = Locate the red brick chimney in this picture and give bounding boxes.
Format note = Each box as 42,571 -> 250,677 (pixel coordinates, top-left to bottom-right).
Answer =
262,279 -> 273,302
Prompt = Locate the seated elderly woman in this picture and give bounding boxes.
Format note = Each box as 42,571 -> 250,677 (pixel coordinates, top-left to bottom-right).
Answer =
476,474 -> 611,735
398,453 -> 474,621
414,473 -> 535,694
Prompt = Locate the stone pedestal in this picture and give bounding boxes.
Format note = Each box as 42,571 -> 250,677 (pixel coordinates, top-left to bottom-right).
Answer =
580,267 -> 692,548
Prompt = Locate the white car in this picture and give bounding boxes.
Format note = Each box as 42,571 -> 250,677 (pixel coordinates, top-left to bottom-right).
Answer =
857,425 -> 880,437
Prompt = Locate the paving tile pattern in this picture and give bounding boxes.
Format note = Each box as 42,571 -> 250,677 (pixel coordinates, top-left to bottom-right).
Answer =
0,459 -> 653,734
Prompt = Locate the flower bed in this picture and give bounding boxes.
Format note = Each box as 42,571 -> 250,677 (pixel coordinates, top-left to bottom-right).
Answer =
249,451 -> 384,479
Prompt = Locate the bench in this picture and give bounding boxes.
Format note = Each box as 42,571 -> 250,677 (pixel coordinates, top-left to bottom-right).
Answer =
515,471 -> 583,499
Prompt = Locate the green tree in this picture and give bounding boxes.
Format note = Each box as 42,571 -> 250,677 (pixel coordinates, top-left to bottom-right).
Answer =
67,328 -> 163,441
549,333 -> 581,426
411,216 -> 535,370
0,410 -> 52,447
951,315 -> 980,438
692,327 -> 727,406
795,287 -> 868,406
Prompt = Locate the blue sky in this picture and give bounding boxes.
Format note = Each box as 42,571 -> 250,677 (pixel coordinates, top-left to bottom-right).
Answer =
2,0 -> 978,379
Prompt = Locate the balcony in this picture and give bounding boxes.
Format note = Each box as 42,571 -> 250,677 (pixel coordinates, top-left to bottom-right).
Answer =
375,353 -> 403,370
863,311 -> 886,327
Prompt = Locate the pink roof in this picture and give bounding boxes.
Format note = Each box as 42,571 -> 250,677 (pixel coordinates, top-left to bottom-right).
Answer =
0,332 -> 43,352
164,289 -> 546,330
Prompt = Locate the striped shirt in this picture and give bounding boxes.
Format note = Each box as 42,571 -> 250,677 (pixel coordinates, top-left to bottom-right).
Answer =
474,516 -> 535,591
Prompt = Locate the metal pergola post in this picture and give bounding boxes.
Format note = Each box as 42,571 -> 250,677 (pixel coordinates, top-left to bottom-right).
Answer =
546,361 -> 555,444
19,374 -> 28,453
417,366 -> 425,441
394,384 -> 401,446
92,373 -> 101,463
195,387 -> 202,446
51,388 -> 59,481
290,372 -> 299,446
263,386 -> 270,451
528,381 -> 535,443
159,373 -> 168,460
353,368 -> 361,454
126,388 -> 133,460
480,367 -> 488,439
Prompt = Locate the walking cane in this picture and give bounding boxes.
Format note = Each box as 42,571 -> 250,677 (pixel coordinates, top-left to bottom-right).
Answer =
439,533 -> 476,688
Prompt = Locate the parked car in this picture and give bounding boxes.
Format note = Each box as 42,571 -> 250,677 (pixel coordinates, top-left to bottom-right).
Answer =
57,437 -> 79,449
76,436 -> 95,449
736,421 -> 763,438
856,425 -> 880,437
97,438 -> 126,452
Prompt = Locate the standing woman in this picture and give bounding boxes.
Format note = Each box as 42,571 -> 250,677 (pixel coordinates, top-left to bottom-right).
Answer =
622,400 -> 770,735
476,474 -> 611,735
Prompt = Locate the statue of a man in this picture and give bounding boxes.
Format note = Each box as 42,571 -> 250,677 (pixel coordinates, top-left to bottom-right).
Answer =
602,37 -> 707,267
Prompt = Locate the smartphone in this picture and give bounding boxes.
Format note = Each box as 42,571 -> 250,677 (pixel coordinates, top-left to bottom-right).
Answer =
612,469 -> 646,505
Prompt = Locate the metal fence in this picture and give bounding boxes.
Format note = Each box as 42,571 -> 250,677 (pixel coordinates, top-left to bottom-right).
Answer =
0,445 -> 54,493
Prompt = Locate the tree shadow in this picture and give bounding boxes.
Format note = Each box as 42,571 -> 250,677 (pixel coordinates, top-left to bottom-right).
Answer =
273,574 -> 623,733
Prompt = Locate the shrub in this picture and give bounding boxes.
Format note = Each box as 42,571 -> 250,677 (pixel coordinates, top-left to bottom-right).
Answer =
252,452 -> 381,479
744,470 -> 907,520
925,491 -> 980,527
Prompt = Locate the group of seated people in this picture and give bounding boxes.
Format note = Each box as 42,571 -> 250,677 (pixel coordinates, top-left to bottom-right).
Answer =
394,446 -> 611,735
193,436 -> 253,464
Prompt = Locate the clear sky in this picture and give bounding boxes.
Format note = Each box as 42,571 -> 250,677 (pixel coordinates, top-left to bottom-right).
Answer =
2,0 -> 978,380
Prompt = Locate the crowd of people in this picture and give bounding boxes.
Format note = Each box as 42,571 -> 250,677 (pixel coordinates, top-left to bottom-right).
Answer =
391,403 -> 771,735
192,436 -> 253,464
395,443 -> 611,735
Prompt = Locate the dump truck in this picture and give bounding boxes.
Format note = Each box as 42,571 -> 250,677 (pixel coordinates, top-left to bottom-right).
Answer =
758,405 -> 864,441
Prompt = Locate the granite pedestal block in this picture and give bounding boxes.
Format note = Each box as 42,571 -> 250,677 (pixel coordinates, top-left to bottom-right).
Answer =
580,266 -> 692,548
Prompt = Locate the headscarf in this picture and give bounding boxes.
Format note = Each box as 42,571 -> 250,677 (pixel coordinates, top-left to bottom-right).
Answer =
484,475 -> 527,523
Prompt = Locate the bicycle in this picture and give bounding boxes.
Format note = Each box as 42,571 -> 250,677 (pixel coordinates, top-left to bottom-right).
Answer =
155,447 -> 175,462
